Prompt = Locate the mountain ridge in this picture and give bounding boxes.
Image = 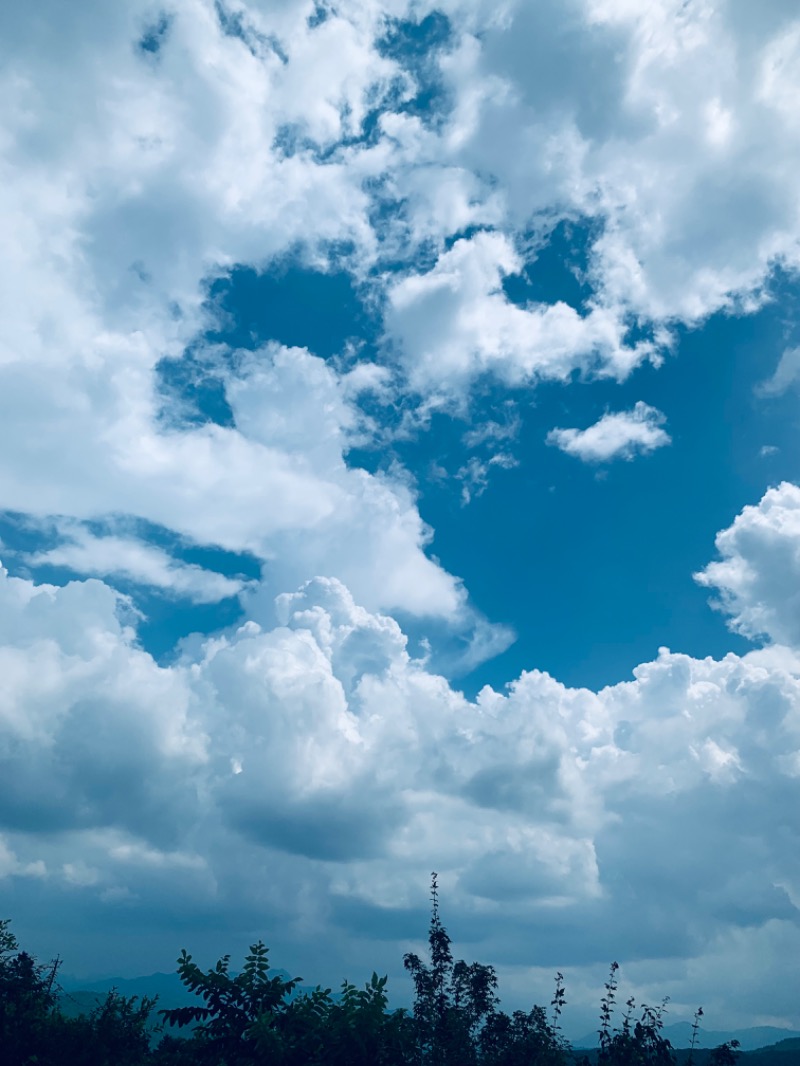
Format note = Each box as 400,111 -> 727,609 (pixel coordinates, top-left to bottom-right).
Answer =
572,1024 -> 800,1052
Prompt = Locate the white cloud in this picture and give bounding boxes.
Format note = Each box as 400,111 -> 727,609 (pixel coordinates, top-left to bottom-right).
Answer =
695,481 -> 800,646
3,0 -> 800,444
386,232 -> 655,401
0,328 -> 467,620
755,345 -> 800,397
24,524 -> 249,603
0,0 -> 795,624
0,565 -> 206,846
546,402 -> 671,462
479,0 -> 800,326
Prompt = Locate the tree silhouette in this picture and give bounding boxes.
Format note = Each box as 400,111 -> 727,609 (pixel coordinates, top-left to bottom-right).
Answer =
0,897 -> 751,1066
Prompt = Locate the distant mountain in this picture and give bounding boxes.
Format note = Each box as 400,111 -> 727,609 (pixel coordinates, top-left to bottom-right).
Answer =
572,1024 -> 800,1052
669,1040 -> 800,1066
58,966 -> 341,1016
745,1039 -> 800,1064
59,970 -> 196,1005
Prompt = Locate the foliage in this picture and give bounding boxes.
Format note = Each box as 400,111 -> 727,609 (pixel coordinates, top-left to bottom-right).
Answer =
401,873 -> 575,1066
157,940 -> 302,1064
0,917 -> 60,1064
402,872 -> 501,1065
158,939 -> 416,1065
46,990 -> 158,1066
710,1042 -> 742,1066
595,961 -> 676,1066
0,895 -> 760,1066
0,917 -> 158,1065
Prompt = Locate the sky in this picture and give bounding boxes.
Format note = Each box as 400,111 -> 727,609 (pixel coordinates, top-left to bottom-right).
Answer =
1,0 -> 800,1043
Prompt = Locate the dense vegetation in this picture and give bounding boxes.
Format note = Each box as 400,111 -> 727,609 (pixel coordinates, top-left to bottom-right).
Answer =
0,875 -> 753,1066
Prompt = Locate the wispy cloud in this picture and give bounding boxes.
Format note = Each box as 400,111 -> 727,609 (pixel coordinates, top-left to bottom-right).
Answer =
755,345 -> 800,397
462,410 -> 520,449
24,524 -> 250,604
457,452 -> 518,505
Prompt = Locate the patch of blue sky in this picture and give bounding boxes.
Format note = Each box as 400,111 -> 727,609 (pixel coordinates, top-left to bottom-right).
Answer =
346,222 -> 799,693
0,509 -> 55,562
126,518 -> 261,584
501,217 -> 599,312
306,3 -> 329,31
400,282 -> 800,695
274,106 -> 387,162
375,11 -> 453,129
204,261 -> 379,359
125,587 -> 250,664
136,13 -> 171,57
156,347 -> 235,428
156,260 -> 383,431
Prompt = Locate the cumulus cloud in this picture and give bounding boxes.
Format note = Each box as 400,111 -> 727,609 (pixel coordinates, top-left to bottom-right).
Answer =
0,328 -> 466,620
385,232 -> 655,401
0,836 -> 46,881
367,0 -> 800,399
546,402 -> 671,462
1,489 -> 800,1026
0,565 -> 206,847
695,481 -> 800,647
451,0 -> 800,322
0,0 -> 796,618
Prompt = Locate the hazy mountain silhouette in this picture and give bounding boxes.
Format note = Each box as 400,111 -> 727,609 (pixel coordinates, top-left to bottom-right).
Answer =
572,1024 -> 800,1052
59,967 -> 340,1012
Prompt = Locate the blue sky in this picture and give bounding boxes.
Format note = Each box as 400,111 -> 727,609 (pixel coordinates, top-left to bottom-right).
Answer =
1,0 -> 800,1042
